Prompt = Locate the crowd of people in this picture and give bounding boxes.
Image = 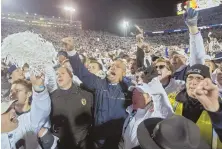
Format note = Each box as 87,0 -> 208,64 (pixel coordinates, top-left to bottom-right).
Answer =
132,5 -> 222,31
1,8 -> 222,149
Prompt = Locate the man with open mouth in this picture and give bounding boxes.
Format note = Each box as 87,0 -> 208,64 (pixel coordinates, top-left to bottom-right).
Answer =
62,36 -> 132,149
1,74 -> 51,149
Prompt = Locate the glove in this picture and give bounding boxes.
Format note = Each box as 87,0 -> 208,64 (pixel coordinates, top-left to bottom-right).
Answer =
184,8 -> 198,27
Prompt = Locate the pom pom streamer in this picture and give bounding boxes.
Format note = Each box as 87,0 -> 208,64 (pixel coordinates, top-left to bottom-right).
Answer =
1,31 -> 57,74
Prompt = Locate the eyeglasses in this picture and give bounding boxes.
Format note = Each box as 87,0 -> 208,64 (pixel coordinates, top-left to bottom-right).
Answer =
155,65 -> 166,70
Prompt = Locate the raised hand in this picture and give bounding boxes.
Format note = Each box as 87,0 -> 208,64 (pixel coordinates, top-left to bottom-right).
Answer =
30,73 -> 45,92
184,8 -> 198,27
194,78 -> 220,112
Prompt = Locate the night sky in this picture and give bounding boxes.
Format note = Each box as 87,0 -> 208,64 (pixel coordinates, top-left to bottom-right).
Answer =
2,0 -> 182,33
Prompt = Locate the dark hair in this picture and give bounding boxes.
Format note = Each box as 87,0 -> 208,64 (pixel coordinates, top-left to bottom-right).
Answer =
22,63 -> 29,69
12,79 -> 32,92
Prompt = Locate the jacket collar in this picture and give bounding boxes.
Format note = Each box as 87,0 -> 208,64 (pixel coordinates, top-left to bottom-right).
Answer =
54,83 -> 80,98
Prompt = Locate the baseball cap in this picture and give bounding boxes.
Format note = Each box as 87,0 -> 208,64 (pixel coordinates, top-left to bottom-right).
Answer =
185,64 -> 211,81
1,100 -> 17,115
129,83 -> 152,95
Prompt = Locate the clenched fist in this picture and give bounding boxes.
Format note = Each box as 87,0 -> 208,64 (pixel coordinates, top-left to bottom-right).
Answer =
194,78 -> 220,112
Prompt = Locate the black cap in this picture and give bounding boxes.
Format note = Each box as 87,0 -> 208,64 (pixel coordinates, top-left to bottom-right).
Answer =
185,64 -> 211,81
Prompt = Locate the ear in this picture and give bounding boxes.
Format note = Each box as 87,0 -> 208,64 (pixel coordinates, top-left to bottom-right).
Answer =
27,91 -> 32,98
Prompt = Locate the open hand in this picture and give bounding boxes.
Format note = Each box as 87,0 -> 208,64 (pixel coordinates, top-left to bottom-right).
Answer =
194,78 -> 220,112
184,8 -> 198,27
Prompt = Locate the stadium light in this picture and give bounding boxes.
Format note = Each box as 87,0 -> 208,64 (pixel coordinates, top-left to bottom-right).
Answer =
26,12 -> 29,15
34,13 -> 37,16
64,6 -> 75,12
64,6 -> 76,23
122,20 -> 129,37
123,21 -> 129,28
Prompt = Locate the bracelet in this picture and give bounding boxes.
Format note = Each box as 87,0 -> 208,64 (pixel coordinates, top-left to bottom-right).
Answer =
33,85 -> 45,92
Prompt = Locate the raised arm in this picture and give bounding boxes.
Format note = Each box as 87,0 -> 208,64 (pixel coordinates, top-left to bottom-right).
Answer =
148,78 -> 174,118
30,74 -> 51,133
184,8 -> 205,66
135,25 -> 143,34
67,50 -> 105,90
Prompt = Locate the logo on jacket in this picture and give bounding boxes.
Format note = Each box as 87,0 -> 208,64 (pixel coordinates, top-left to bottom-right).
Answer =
81,98 -> 86,106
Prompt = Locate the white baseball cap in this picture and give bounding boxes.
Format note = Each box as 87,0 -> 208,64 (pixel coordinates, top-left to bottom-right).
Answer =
129,83 -> 151,95
1,100 -> 16,115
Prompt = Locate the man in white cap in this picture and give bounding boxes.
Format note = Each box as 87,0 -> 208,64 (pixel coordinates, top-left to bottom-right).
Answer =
1,74 -> 51,149
120,78 -> 173,149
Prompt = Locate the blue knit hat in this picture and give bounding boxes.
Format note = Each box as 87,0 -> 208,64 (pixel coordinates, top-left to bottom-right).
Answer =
8,65 -> 17,75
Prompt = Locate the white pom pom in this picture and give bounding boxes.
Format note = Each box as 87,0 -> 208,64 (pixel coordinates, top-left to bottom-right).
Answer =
1,31 -> 57,72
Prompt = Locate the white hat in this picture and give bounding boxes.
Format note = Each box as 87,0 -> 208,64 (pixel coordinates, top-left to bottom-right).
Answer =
128,83 -> 151,95
1,100 -> 16,115
128,78 -> 165,96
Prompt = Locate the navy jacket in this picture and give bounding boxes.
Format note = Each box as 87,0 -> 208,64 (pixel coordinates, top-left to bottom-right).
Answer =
68,54 -> 131,141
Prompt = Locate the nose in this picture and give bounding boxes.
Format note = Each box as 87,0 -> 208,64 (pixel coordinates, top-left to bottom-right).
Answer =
189,80 -> 198,87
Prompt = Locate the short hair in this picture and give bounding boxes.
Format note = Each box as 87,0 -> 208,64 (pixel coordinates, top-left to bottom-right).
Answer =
57,66 -> 73,78
12,79 -> 32,92
154,58 -> 174,73
22,63 -> 29,69
90,60 -> 103,70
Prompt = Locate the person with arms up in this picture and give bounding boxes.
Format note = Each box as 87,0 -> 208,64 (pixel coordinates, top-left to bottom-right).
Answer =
169,8 -> 205,81
171,64 -> 222,149
61,37 -> 131,149
120,72 -> 174,149
1,73 -> 51,149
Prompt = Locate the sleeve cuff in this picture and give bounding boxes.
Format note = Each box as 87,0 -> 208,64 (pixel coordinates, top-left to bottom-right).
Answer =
32,88 -> 49,101
189,31 -> 201,40
67,50 -> 77,56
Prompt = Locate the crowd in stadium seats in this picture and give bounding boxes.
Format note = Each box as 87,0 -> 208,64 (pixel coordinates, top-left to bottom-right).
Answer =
1,7 -> 222,149
132,5 -> 222,31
